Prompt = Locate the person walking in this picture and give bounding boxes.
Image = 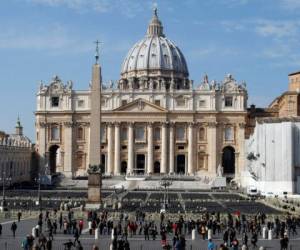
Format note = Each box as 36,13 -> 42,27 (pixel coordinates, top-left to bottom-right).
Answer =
0,223 -> 2,236
73,227 -> 80,246
18,211 -> 22,222
11,221 -> 17,237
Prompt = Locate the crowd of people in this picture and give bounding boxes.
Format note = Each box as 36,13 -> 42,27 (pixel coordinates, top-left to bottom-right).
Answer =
0,207 -> 298,250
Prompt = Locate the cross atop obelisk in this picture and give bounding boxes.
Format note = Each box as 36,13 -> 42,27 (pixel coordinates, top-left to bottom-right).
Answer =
94,40 -> 102,64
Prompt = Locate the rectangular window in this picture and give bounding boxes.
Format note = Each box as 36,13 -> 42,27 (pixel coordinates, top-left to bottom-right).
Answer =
135,126 -> 145,141
225,96 -> 233,107
176,126 -> 185,141
225,127 -> 234,141
199,100 -> 206,107
121,127 -> 128,141
176,98 -> 185,107
51,97 -> 59,107
100,126 -> 106,142
154,127 -> 161,141
78,100 -> 85,108
199,128 -> 205,141
51,126 -> 59,140
155,100 -> 161,106
77,127 -> 84,140
122,100 -> 127,106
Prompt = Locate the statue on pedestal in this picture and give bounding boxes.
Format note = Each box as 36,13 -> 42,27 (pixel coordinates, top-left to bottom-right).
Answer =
217,164 -> 224,177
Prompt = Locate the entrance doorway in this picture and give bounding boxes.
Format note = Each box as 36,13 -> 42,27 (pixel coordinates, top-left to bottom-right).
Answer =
136,154 -> 145,174
222,146 -> 235,175
176,155 -> 185,174
154,161 -> 160,174
49,145 -> 60,174
121,161 -> 127,174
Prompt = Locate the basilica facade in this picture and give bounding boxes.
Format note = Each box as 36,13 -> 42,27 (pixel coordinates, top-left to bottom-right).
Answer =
35,10 -> 247,179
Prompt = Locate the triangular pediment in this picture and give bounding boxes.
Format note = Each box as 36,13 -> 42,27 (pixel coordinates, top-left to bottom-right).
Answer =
113,98 -> 167,112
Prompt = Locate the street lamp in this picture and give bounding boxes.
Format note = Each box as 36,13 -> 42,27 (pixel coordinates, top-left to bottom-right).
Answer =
35,173 -> 42,211
159,178 -> 172,213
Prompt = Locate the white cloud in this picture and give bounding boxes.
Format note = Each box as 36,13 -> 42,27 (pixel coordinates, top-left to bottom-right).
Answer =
218,0 -> 249,7
0,23 -> 93,53
281,0 -> 300,10
220,20 -> 246,32
26,0 -> 145,17
254,20 -> 300,38
221,18 -> 300,39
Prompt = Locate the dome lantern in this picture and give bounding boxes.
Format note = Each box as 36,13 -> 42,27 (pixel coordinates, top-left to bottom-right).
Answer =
147,7 -> 164,37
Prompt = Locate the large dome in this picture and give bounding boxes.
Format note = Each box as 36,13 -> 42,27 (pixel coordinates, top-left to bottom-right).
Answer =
120,8 -> 189,82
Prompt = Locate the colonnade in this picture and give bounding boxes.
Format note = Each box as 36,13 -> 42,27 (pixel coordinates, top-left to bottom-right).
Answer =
104,122 -> 218,176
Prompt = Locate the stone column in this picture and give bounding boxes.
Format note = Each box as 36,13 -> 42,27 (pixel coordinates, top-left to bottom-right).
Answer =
127,123 -> 134,175
147,123 -> 154,174
238,123 -> 245,175
38,122 -> 47,171
207,122 -> 217,175
107,123 -> 114,175
161,123 -> 167,174
64,122 -> 73,178
114,123 -> 121,175
188,123 -> 194,175
169,123 -> 175,174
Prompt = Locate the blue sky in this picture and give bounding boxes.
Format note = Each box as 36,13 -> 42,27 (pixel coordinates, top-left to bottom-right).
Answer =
0,0 -> 300,140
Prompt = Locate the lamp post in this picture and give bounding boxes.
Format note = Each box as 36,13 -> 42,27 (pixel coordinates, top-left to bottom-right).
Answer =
159,178 -> 172,213
35,173 -> 42,211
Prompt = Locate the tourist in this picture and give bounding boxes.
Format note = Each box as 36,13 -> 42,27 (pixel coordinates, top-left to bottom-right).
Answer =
18,211 -> 22,222
124,239 -> 130,250
73,226 -> 80,245
144,222 -> 150,240
59,212 -> 63,230
63,218 -> 69,234
92,245 -> 99,250
231,238 -> 239,250
11,221 -> 17,237
75,240 -> 84,250
280,233 -> 289,250
251,231 -> 258,249
207,239 -> 215,250
79,219 -> 84,234
46,237 -> 52,250
242,232 -> 248,247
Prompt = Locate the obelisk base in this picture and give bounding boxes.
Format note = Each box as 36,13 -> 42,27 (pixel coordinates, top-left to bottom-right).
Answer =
86,173 -> 102,209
